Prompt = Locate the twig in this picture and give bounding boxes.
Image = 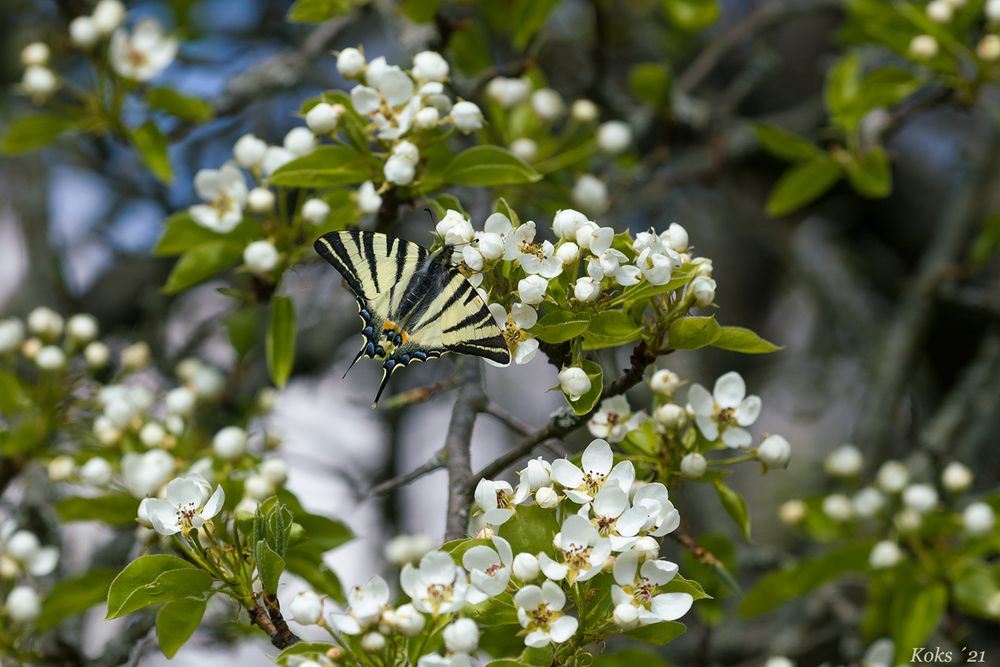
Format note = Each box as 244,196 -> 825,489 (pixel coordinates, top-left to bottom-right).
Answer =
375,375 -> 462,411
369,449 -> 447,497
249,598 -> 300,649
444,361 -> 487,541
481,402 -> 534,436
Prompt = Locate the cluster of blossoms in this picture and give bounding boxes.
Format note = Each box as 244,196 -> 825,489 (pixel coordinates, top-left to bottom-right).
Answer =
0,521 -> 60,625
17,0 -> 177,100
286,440 -> 695,665
907,0 -> 1000,61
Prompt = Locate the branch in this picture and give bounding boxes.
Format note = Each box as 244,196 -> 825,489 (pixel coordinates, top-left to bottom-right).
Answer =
444,360 -> 487,541
249,597 -> 301,649
369,448 -> 446,497
481,402 -> 534,436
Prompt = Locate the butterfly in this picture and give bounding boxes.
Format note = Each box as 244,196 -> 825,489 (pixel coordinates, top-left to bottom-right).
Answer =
314,230 -> 511,405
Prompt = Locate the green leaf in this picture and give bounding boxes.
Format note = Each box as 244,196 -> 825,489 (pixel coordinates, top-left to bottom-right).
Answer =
269,145 -> 375,188
226,305 -> 261,360
565,359 -> 604,416
128,121 -> 172,183
154,212 -> 257,257
662,0 -> 720,31
255,540 -> 285,594
277,490 -> 353,552
824,53 -> 862,119
145,87 -> 214,122
267,296 -> 297,388
156,596 -> 208,658
624,620 -> 686,645
582,310 -> 643,350
38,568 -> 117,631
401,0 -> 440,22
498,505 -> 559,556
594,649 -> 671,667
56,493 -> 138,526
890,583 -> 947,664
447,23 -> 494,76
106,555 -> 212,619
287,0 -> 366,22
712,480 -> 750,541
668,315 -> 721,350
738,541 -> 873,617
629,63 -> 672,108
530,310 -> 591,344
844,147 -> 892,198
442,146 -> 541,186
969,212 -> 1000,265
766,155 -> 843,217
712,326 -> 782,354
276,642 -> 341,666
754,124 -> 821,162
163,241 -> 243,294
663,573 -> 712,601
0,114 -> 75,154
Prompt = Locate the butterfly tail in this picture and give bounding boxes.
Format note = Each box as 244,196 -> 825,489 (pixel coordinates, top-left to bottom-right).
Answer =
343,344 -> 367,380
371,367 -> 393,407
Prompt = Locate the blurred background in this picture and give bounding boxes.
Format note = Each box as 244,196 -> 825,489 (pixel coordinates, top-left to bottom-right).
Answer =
2,0 -> 999,664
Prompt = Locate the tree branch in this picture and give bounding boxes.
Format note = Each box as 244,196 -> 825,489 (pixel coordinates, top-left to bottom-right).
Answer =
444,360 -> 487,541
369,448 -> 447,497
249,597 -> 300,649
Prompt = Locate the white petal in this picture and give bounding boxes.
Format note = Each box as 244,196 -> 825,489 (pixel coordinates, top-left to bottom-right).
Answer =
514,339 -> 538,364
561,515 -> 598,548
28,547 -> 59,576
722,427 -> 752,448
563,489 -> 593,504
549,615 -> 578,643
641,559 -> 678,585
165,477 -> 203,508
593,486 -> 628,518
607,460 -> 636,492
200,485 -> 225,520
484,508 -> 514,525
613,550 -> 640,585
420,551 -> 458,585
582,439 -> 613,475
524,630 -> 550,648
687,384 -> 713,416
331,613 -> 362,634
695,414 -> 719,441
713,371 -> 746,408
471,569 -> 507,597
734,395 -> 761,426
651,592 -> 693,621
493,536 -> 513,565
551,460 -> 584,489
462,545 -> 500,572
617,506 -> 651,537
540,580 -> 566,609
514,584 -> 543,610
537,554 -> 567,581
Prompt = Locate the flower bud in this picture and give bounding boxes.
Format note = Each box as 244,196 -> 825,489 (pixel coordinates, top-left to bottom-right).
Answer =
139,421 -> 166,447
852,487 -> 885,519
531,88 -> 565,120
394,603 -> 426,636
384,534 -> 434,565
337,47 -> 366,78
21,66 -> 57,98
412,50 -> 449,81
290,591 -> 323,625
233,134 -> 267,168
243,240 -> 280,274
67,314 -> 98,343
978,34 -> 1000,61
690,276 -> 716,307
894,508 -> 922,532
574,277 -> 600,303
414,106 -> 440,129
443,618 -> 479,654
7,531 -> 40,561
597,120 -> 631,154
283,127 -> 316,156
35,346 -> 66,370
512,552 -> 540,581
361,632 -> 386,653
679,452 -> 707,479
572,174 -> 609,214
80,457 -> 112,486
0,319 -> 25,353
764,657 -> 795,667
824,444 -> 862,478
259,459 -> 288,486
212,426 -> 247,460
757,434 -> 791,469
552,209 -> 589,240
121,342 -> 149,370
571,99 -> 598,123
244,474 -> 274,500
655,403 -> 686,429
302,198 -> 331,225
779,499 -> 806,525
909,34 -> 938,59
92,0 -> 126,35
487,77 -> 531,107
821,493 -> 852,521
963,502 -> 995,536
451,101 -> 484,133
69,16 -> 100,49
517,275 -> 548,306
510,137 -> 538,162
165,387 -> 195,417
876,460 -> 908,493
247,187 -> 275,213
666,222 -> 689,252
902,483 -> 938,514
48,455 -> 75,481
926,0 -> 952,22
558,367 -> 591,402
384,155 -> 415,185
554,241 -> 579,266
27,307 -> 63,339
941,461 -> 972,493
535,486 -> 559,509
305,102 -> 342,134
989,0 -> 1000,21
869,540 -> 902,569
613,603 -> 639,629
5,586 -> 41,622
357,181 -> 382,214
649,369 -> 679,395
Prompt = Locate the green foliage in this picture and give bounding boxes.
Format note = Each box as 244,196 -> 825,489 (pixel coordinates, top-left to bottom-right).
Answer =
106,555 -> 213,620
712,480 -> 751,541
145,87 -> 214,122
712,326 -> 782,354
568,359 -> 604,415
629,63 -> 672,109
163,241 -> 244,294
766,155 -> 843,217
441,146 -> 542,186
844,147 -> 892,198
623,620 -> 686,645
287,0 -> 368,22
0,114 -> 76,154
268,146 -> 377,188
889,583 -> 948,664
662,0 -> 720,31
266,297 -> 297,388
497,505 -> 559,555
56,493 -> 138,526
754,124 -> 821,162
156,596 -> 208,658
155,213 -> 257,256
530,310 -> 592,344
583,311 -> 643,350
668,315 -> 721,350
594,649 -> 672,666
128,122 -> 172,183
38,569 -> 117,631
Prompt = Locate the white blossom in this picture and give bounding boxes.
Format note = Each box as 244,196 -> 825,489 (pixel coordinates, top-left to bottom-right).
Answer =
290,591 -> 323,625
869,541 -> 902,569
680,452 -> 707,479
449,101 -> 483,133
902,484 -> 938,514
909,34 -> 939,59
876,460 -> 909,493
611,552 -> 693,625
941,462 -> 972,493
963,502 -> 995,536
597,120 -> 631,154
552,209 -> 589,240
555,241 -> 579,266
243,240 -> 279,274
558,367 -> 591,402
302,198 -> 331,225
35,346 -> 65,370
551,439 -> 634,505
331,575 -> 389,634
489,302 -> 538,365
190,162 -> 247,233
512,552 -> 540,581
385,534 -> 434,566
80,457 -> 113,486
337,47 -> 366,78
283,127 -> 316,156
212,426 -> 247,460
121,449 -> 174,498
0,319 -> 25,353
978,34 -> 1000,60
822,493 -> 853,521
650,368 -> 681,395
384,155 -> 416,185
1,525 -> 58,577
926,0 -> 953,22
474,479 -> 517,526
654,403 -> 685,429
825,444 -> 863,477
514,580 -> 578,647
412,51 -> 449,81
247,187 -> 275,213
144,474 -> 224,536
574,277 -> 601,303
571,99 -> 599,123
357,181 -> 382,214
27,307 -> 63,339
47,456 -> 75,481
462,536 -> 512,602
757,434 -> 791,468
779,499 -> 806,525
487,76 -> 531,108
165,387 -> 196,417
575,221 -> 615,254
415,106 -> 440,129
20,42 -> 49,66
852,487 -> 885,519
393,603 -> 426,636
531,88 -> 565,120
400,551 -> 468,616
305,102 -> 344,134
92,0 -> 126,34
262,146 -> 295,177
5,586 -> 41,623
588,395 -> 646,443
572,175 -> 608,214
233,134 -> 268,169
70,16 -> 100,48
510,138 -> 538,162
687,372 -> 760,447
517,275 -> 548,305
21,66 -> 57,98
109,19 -> 177,81
690,276 -> 716,306
537,514 -> 612,582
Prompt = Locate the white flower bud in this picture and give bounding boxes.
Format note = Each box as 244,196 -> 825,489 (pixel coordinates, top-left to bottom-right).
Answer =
574,276 -> 600,303
80,457 -> 112,486
572,174 -> 609,214
597,120 -> 631,154
977,34 -> 1000,61
517,275 -> 548,305
290,591 -> 323,625
394,603 -> 426,636
414,106 -> 440,129
361,632 -> 386,653
902,483 -> 938,514
757,434 -> 791,469
779,499 -> 806,525
450,100 -> 484,133
384,155 -> 416,185
531,88 -> 565,120
80,341 -> 107,368
165,387 -> 196,416
35,346 -> 66,370
243,240 -> 280,274
963,502 -> 995,536
305,102 -> 343,134
357,181 -> 382,214
822,493 -> 853,521
535,486 -> 560,509
443,618 -> 479,654
869,540 -> 902,569
571,99 -> 598,123
67,314 -> 98,343
69,16 -> 100,49
92,0 -> 126,34
876,460 -> 909,493
554,241 -> 579,266
650,369 -> 681,395
233,134 -> 267,168
244,474 -> 273,500
558,367 -> 591,401
139,421 -> 166,447
690,276 -> 716,307
552,209 -> 589,240
852,487 -> 885,518
213,426 -> 247,460
895,507 -> 923,532
21,43 -> 49,66
941,461 -> 972,493
27,307 -> 63,339
247,187 -> 275,213
909,34 -> 939,59
337,47 -> 366,78
166,415 -> 185,435
259,459 -> 288,486
7,531 -> 40,561
824,444 -> 863,478
512,552 -> 540,581
48,455 -> 75,481
302,198 -> 331,225
680,452 -> 707,479
510,138 -> 538,162
0,318 -> 25,353
926,0 -> 953,22
654,403 -> 685,429
412,51 -> 449,81
666,222 -> 689,252
5,586 -> 41,623
392,140 -> 419,164
21,338 -> 41,360
487,76 -> 531,107
764,657 -> 795,667
613,603 -> 639,630
93,416 -> 121,446
283,127 -> 316,157
22,66 -> 57,98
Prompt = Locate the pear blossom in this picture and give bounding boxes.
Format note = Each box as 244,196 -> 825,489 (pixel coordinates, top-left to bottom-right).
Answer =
385,534 -> 434,565
508,221 -> 563,278
487,76 -> 531,107
0,319 -> 25,353
876,460 -> 909,493
757,434 -> 791,468
144,474 -> 224,536
574,277 -> 601,303
450,101 -> 483,133
779,499 -> 806,524
47,456 -> 75,481
80,457 -> 113,486
489,302 -> 538,365
902,484 -> 938,514
597,120 -> 631,154
555,242 -> 579,265
109,19 -> 178,81
654,403 -> 685,428
70,16 -> 100,48
650,368 -> 681,395
337,47 -> 366,78
262,146 -> 295,177
234,134 -> 268,168
588,485 -> 654,551
869,541 -> 902,569
680,452 -> 707,479
212,426 -> 247,460
825,444 -> 863,477
852,487 -> 885,518
418,653 -> 470,667
189,162 -> 247,233
690,276 -> 716,306
66,314 -> 98,343
0,524 -> 59,577
474,478 -> 517,526
629,483 -> 681,537
35,346 -> 65,370
552,439 -> 634,504
27,307 -> 63,338
92,0 -> 125,34
822,493 -> 853,521
572,175 -> 609,214
302,198 -> 331,225
512,553 -> 540,581
553,209 -> 589,240
538,514 -> 612,582
244,240 -> 279,274
412,51 -> 449,81
247,187 -> 274,212
963,502 -> 995,536
305,102 -> 343,134
588,395 -> 645,443
357,181 -> 382,214
909,34 -> 938,59
21,66 -> 57,98
443,618 -> 479,654
572,99 -> 599,123
121,449 -> 174,497
21,43 -> 49,66
283,127 -> 316,156
290,591 -> 323,625
393,603 -> 426,636
514,580 -> 578,647
5,586 -> 41,623
687,372 -> 760,447
611,551 -> 693,625
531,88 -> 565,120
331,575 -> 390,634
941,462 -> 972,492
575,221 -> 615,255
558,367 -> 591,402
400,550 -> 469,616
510,138 -> 538,162
462,536 -> 512,602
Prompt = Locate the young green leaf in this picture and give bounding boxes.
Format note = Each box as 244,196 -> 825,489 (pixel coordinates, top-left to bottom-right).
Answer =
629,63 -> 672,109
128,121 -> 172,183
766,156 -> 843,217
623,620 -> 687,645
0,114 -> 75,154
712,326 -> 782,354
255,540 -> 285,594
844,147 -> 892,199
162,241 -> 244,294
267,296 -> 297,388
106,555 -> 212,619
287,0 -> 365,22
442,146 -> 542,186
498,505 -> 560,556
530,310 -> 591,344
268,146 -> 376,188
890,583 -> 948,664
145,87 -> 214,122
56,493 -> 138,526
663,0 -> 720,31
156,596 -> 208,658
668,315 -> 721,350
712,480 -> 751,541
582,311 -> 643,350
754,124 -> 821,162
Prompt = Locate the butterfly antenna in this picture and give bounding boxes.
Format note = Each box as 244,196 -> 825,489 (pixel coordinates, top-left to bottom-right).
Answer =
424,207 -> 436,225
372,367 -> 393,407
342,345 -> 366,380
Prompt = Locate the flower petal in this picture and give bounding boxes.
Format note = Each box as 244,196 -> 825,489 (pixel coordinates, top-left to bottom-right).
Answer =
551,460 -> 585,489
613,550 -> 640,586
651,592 -> 693,621
200,485 -> 225,520
582,439 -> 613,475
549,615 -> 578,643
713,371 -> 745,408
722,427 -> 752,448
734,395 -> 761,426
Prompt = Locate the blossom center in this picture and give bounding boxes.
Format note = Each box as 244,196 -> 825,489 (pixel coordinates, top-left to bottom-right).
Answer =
582,471 -> 606,493
594,515 -> 616,536
716,406 -> 735,426
519,240 -> 545,258
527,603 -> 558,632
485,563 -> 503,576
127,47 -> 148,67
211,193 -> 234,216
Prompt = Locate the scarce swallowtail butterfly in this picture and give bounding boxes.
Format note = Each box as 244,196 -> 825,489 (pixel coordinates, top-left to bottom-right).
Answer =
314,230 -> 512,406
